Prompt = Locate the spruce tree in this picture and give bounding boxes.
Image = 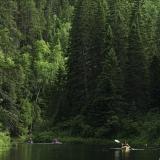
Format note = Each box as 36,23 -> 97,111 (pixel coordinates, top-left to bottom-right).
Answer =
125,0 -> 149,112
87,48 -> 123,127
0,0 -> 20,53
86,24 -> 124,128
16,0 -> 41,47
67,0 -> 106,116
107,0 -> 128,71
149,9 -> 160,111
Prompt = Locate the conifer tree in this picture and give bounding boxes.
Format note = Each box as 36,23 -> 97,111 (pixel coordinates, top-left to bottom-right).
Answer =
86,23 -> 124,128
67,0 -> 106,116
125,0 -> 149,111
0,0 -> 20,53
149,9 -> 160,111
16,0 -> 41,47
87,48 -> 123,127
107,0 -> 128,71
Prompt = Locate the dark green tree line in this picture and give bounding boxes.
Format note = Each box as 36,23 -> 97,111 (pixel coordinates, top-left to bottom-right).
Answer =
1,0 -> 160,140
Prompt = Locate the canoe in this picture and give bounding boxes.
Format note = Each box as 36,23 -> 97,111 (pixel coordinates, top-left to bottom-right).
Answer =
52,141 -> 62,144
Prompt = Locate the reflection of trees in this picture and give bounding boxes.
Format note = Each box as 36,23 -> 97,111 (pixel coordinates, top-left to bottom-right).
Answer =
114,150 -> 131,160
0,147 -> 10,160
15,144 -> 32,160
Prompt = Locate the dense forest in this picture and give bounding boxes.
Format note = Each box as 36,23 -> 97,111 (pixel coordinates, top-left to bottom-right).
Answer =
1,0 -> 160,144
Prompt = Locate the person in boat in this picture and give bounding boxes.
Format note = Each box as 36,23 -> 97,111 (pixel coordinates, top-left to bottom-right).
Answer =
28,137 -> 33,144
52,138 -> 62,144
27,129 -> 33,144
121,140 -> 131,151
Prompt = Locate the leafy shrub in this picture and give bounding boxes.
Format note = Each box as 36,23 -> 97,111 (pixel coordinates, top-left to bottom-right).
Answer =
33,131 -> 55,143
95,127 -> 110,138
0,132 -> 10,147
81,124 -> 94,137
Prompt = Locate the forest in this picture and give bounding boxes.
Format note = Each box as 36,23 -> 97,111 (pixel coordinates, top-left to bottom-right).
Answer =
1,0 -> 160,145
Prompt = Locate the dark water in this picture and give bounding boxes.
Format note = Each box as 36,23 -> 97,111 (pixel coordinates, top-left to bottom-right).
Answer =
0,144 -> 160,160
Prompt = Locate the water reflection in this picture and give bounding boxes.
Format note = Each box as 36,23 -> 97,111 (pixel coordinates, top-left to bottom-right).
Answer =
1,144 -> 160,160
114,150 -> 121,160
0,147 -> 10,160
114,150 -> 130,160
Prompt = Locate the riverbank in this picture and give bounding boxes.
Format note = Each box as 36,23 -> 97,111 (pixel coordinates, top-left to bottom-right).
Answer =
32,131 -> 113,145
30,131 -> 159,148
14,133 -> 160,149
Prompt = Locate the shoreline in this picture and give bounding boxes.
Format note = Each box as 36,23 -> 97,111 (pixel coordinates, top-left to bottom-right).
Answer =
14,134 -> 160,148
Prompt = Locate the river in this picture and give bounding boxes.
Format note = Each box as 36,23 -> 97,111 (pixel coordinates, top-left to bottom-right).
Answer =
0,144 -> 160,160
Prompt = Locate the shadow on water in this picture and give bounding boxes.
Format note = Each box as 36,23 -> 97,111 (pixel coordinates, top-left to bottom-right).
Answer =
0,147 -> 10,160
1,144 -> 160,160
113,148 -> 160,160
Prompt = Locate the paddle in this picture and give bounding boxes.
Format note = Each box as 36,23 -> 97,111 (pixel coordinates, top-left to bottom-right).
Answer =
114,139 -> 133,150
114,139 -> 121,144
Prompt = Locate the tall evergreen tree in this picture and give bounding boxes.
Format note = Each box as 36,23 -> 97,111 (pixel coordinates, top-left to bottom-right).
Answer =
141,0 -> 158,60
16,0 -> 41,47
0,0 -> 20,53
86,48 -> 124,127
149,9 -> 160,111
107,0 -> 128,72
34,0 -> 46,38
85,24 -> 124,129
67,0 -> 106,117
125,0 -> 149,112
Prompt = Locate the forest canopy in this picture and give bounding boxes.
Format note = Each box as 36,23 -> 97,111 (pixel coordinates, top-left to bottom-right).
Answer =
0,0 -> 160,142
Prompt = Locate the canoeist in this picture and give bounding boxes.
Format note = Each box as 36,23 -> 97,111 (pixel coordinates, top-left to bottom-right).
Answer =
121,141 -> 131,152
52,138 -> 62,144
28,137 -> 33,144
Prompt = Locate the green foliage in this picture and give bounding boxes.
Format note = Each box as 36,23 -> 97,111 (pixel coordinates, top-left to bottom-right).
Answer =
34,131 -> 55,143
35,40 -> 65,84
68,0 -> 107,116
69,115 -> 94,137
0,132 -> 10,147
19,99 -> 33,134
1,0 -> 160,144
125,0 -> 149,111
141,113 -> 160,141
120,119 -> 140,138
35,40 -> 51,59
0,0 -> 20,53
0,107 -> 19,136
0,51 -> 15,68
0,0 -> 71,137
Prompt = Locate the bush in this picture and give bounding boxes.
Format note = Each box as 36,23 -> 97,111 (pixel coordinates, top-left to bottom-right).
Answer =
70,115 -> 84,136
33,131 -> 55,143
81,124 -> 94,137
95,127 -> 110,138
0,132 -> 10,147
120,118 -> 140,138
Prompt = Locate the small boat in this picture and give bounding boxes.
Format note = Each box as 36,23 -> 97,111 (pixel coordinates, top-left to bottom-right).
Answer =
52,138 -> 62,144
52,141 -> 62,144
28,137 -> 33,144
